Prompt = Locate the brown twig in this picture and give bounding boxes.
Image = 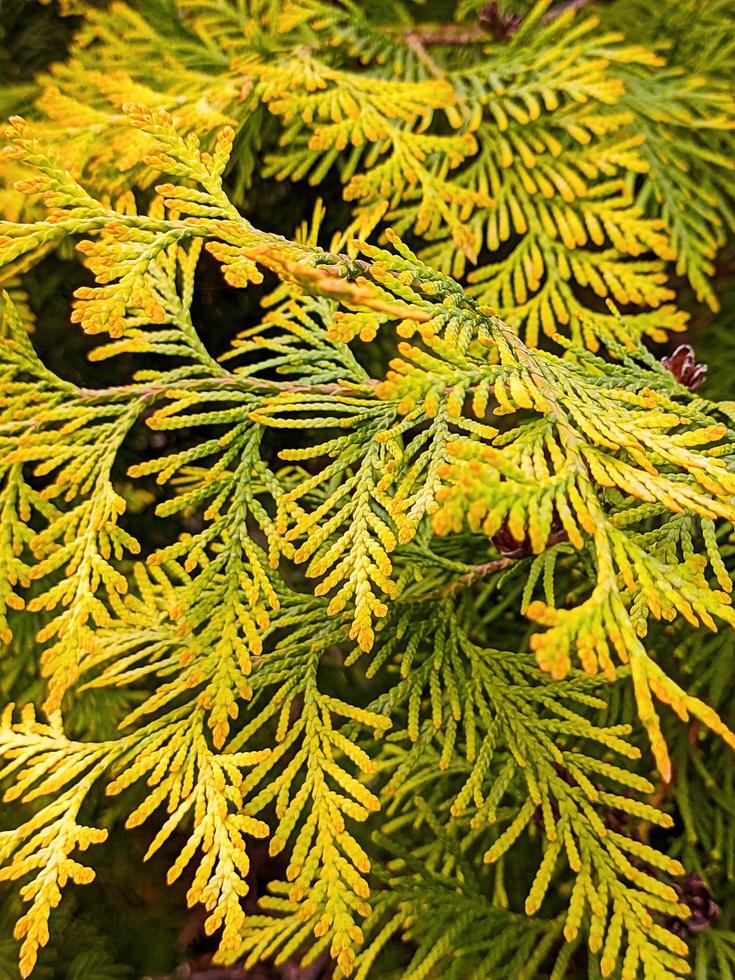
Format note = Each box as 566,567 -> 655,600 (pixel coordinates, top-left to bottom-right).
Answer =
401,0 -> 592,47
76,374 -> 380,403
451,557 -> 516,588
406,24 -> 487,47
410,557 -> 516,602
404,31 -> 444,78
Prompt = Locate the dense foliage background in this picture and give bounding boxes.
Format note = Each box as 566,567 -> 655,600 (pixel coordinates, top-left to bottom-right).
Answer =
0,1 -> 734,978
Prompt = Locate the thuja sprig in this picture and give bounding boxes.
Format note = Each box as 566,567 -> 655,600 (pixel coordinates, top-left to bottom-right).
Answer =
6,1 -> 733,346
3,103 -> 735,780
0,107 -> 734,978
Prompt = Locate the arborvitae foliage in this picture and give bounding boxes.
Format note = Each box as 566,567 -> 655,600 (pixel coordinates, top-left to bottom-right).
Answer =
0,3 -> 734,980
2,0 -> 734,345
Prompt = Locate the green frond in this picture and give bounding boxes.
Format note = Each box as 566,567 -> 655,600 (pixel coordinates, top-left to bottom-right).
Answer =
4,0 -> 732,347
0,26 -> 733,978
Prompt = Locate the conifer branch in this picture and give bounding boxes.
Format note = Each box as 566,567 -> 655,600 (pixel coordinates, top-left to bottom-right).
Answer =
0,30 -> 733,975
